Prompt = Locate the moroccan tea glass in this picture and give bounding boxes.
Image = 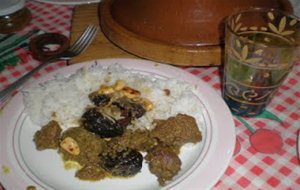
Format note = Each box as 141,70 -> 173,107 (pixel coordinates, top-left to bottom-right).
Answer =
222,8 -> 300,116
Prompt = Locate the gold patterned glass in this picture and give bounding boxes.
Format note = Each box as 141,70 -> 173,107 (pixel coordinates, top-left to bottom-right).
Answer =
223,8 -> 300,116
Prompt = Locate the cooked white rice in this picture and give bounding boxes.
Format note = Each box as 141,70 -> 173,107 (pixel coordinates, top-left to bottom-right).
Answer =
23,64 -> 205,131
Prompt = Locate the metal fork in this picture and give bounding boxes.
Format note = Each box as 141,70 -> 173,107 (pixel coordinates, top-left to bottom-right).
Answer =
0,25 -> 98,103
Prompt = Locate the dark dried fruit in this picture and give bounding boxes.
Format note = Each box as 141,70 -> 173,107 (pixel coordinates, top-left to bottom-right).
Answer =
128,102 -> 146,118
113,97 -> 146,119
82,108 -> 124,138
89,92 -> 111,106
116,116 -> 132,128
101,149 -> 143,177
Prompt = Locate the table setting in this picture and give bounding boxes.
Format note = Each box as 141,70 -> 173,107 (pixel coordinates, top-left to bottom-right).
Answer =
0,0 -> 300,190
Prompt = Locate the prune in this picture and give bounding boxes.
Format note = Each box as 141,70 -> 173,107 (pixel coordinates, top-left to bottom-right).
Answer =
82,108 -> 124,138
113,98 -> 146,119
101,149 -> 143,177
89,93 -> 111,106
116,116 -> 132,128
128,102 -> 146,118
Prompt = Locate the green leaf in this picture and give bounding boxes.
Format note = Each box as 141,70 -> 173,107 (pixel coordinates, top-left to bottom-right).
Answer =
6,56 -> 19,66
254,110 -> 283,124
0,64 -> 4,72
0,55 -> 20,72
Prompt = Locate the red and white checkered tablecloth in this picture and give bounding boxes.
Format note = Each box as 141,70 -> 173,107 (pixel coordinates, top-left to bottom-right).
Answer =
0,1 -> 73,92
185,61 -> 300,189
1,1 -> 300,190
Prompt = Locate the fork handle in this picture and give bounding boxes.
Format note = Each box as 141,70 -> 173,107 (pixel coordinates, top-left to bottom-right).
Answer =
0,60 -> 53,103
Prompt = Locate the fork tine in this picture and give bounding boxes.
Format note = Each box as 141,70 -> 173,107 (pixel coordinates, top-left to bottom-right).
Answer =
69,25 -> 97,54
72,26 -> 98,54
78,27 -> 98,53
68,25 -> 94,52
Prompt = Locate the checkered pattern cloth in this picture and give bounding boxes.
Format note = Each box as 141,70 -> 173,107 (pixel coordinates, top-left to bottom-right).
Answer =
187,61 -> 300,189
1,1 -> 300,190
0,0 -> 73,188
0,1 -> 73,92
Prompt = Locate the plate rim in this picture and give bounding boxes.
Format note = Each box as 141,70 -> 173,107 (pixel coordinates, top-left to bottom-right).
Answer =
0,58 -> 235,190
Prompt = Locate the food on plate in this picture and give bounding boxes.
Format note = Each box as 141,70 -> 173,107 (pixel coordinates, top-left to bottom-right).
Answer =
151,114 -> 202,147
82,82 -> 149,138
24,64 -> 205,186
75,163 -> 107,181
59,127 -> 104,165
82,107 -> 126,138
104,128 -> 157,153
34,120 -> 62,150
145,145 -> 181,185
26,186 -> 37,190
100,148 -> 143,177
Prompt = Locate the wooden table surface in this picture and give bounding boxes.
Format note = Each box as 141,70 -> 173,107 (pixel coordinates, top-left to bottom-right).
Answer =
69,3 -> 138,64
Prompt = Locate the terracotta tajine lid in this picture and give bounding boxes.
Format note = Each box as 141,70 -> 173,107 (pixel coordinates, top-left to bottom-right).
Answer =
110,0 -> 293,46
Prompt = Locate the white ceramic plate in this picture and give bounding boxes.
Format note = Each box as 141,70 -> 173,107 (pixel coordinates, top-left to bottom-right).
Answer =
298,130 -> 300,159
33,0 -> 100,5
0,58 -> 235,190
